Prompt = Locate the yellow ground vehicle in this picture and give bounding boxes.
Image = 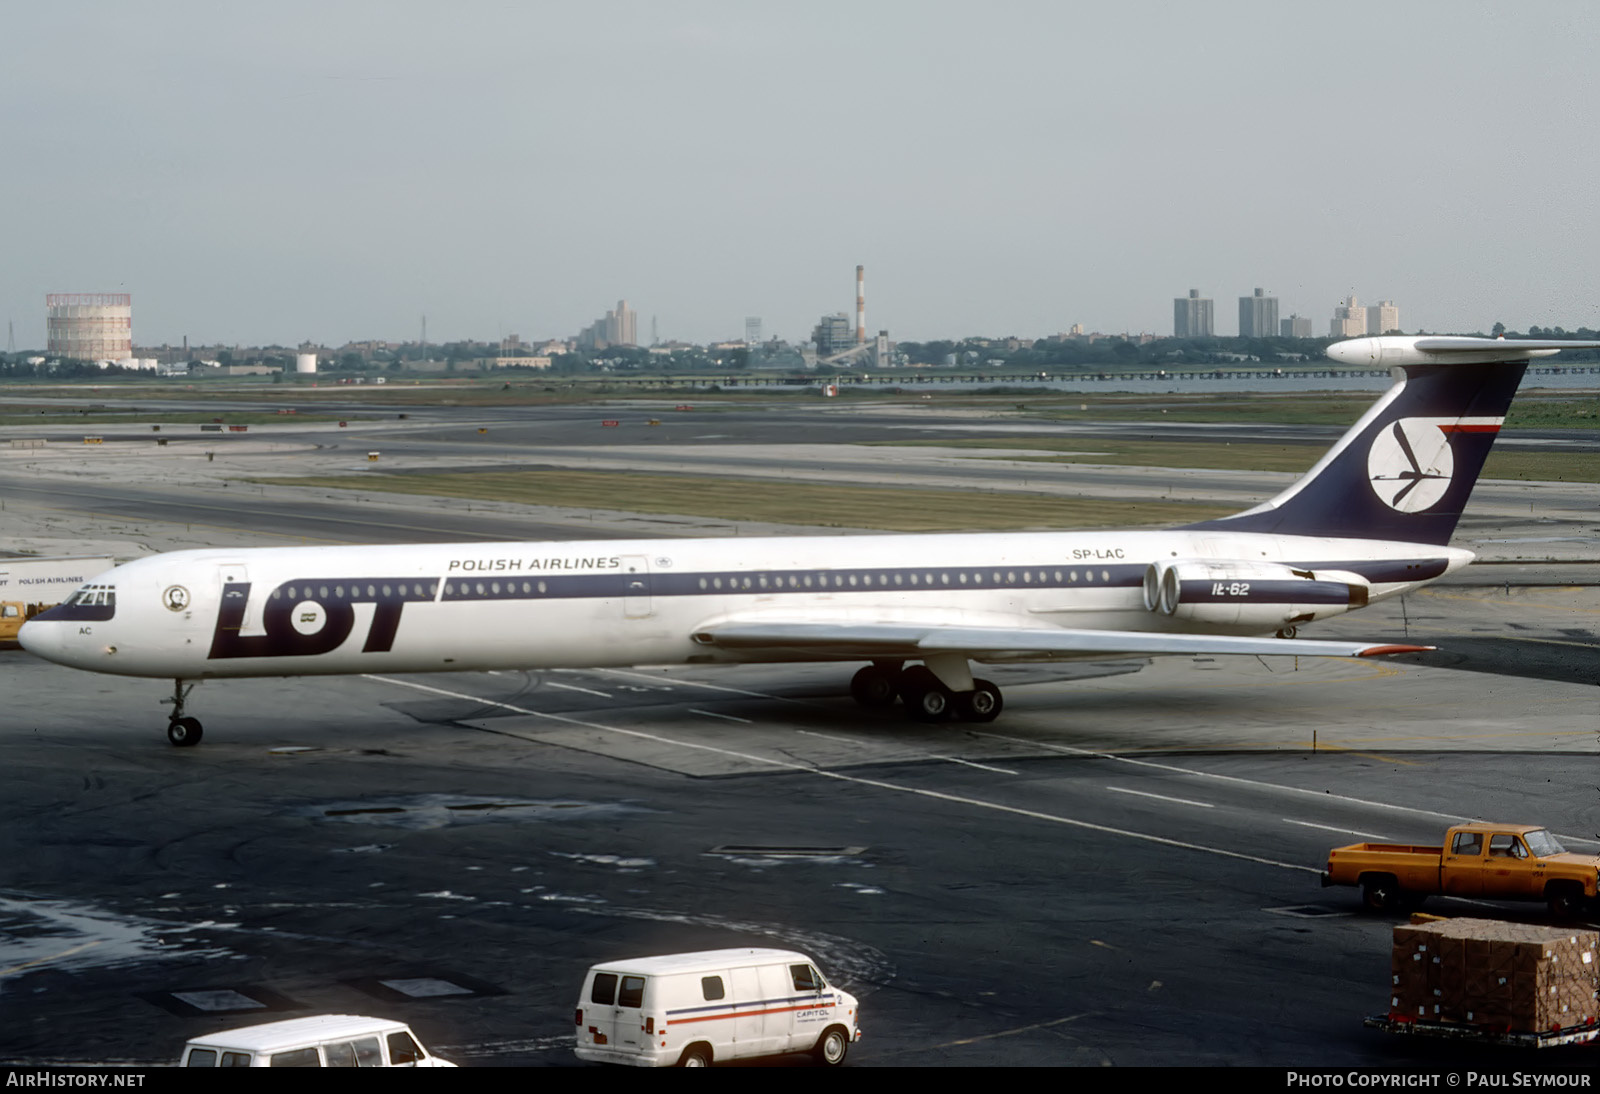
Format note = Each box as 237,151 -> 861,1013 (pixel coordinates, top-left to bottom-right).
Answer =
1322,823 -> 1600,917
1,601 -> 39,646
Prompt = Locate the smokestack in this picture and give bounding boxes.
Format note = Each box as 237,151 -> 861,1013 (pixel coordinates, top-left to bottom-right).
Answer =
855,265 -> 866,344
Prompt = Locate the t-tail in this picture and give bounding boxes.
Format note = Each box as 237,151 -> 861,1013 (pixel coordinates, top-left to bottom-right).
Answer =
1187,335 -> 1600,546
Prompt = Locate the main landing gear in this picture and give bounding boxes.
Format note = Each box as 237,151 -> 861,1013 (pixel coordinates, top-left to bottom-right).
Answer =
163,679 -> 203,747
849,656 -> 1004,724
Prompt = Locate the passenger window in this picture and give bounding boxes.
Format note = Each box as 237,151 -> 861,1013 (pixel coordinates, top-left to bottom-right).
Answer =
352,1038 -> 382,1067
790,964 -> 821,991
1452,832 -> 1484,856
386,1032 -> 422,1066
702,976 -> 725,1001
185,1049 -> 217,1067
618,975 -> 645,1008
324,1042 -> 357,1067
591,973 -> 618,1005
270,1047 -> 321,1067
220,1053 -> 251,1067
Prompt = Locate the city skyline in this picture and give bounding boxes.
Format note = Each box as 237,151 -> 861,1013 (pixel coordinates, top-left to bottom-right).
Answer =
2,3 -> 1595,349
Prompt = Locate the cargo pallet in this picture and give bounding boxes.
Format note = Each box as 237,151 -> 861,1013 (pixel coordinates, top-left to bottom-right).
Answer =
1365,1014 -> 1600,1048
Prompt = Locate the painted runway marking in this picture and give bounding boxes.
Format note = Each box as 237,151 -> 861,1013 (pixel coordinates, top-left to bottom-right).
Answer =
796,730 -> 858,745
973,730 -> 1600,849
795,729 -> 1018,775
1283,819 -> 1389,841
929,755 -> 1018,775
366,675 -> 1318,875
586,667 -> 806,704
1106,786 -> 1215,809
690,709 -> 752,723
0,940 -> 102,980
546,681 -> 612,698
885,1011 -> 1102,1056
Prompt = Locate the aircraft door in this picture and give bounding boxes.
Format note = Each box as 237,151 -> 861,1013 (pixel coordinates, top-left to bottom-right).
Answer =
214,561 -> 253,636
621,555 -> 652,619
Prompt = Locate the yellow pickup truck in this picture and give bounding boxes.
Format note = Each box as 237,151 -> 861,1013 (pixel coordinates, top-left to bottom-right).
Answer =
1,601 -> 33,646
1321,823 -> 1600,917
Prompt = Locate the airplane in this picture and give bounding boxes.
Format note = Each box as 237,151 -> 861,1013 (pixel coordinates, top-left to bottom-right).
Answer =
18,334 -> 1599,747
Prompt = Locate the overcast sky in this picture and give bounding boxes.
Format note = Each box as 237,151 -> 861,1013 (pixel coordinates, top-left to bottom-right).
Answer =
3,1 -> 1596,350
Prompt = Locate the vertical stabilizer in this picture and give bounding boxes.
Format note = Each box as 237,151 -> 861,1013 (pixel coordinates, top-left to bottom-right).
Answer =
1186,336 -> 1598,545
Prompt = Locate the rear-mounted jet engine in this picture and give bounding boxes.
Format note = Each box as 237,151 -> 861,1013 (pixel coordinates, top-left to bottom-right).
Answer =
1143,560 -> 1370,631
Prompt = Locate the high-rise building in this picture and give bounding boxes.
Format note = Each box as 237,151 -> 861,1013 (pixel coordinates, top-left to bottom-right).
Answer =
1367,300 -> 1400,336
1331,295 -> 1367,338
46,293 -> 132,361
1238,287 -> 1279,338
605,299 -> 637,346
1280,314 -> 1314,338
576,299 -> 639,350
745,317 -> 762,346
1173,289 -> 1213,337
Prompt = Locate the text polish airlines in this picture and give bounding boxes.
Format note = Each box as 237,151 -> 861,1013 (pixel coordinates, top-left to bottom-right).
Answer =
19,336 -> 1599,746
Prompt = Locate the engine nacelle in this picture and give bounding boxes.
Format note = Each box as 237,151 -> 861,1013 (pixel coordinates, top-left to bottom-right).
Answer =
1145,560 -> 1371,630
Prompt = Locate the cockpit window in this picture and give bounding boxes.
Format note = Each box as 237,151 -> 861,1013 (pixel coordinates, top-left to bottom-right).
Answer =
49,583 -> 117,621
70,585 -> 116,608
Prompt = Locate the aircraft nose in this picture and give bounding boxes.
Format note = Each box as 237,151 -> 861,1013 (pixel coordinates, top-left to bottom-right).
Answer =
17,617 -> 65,662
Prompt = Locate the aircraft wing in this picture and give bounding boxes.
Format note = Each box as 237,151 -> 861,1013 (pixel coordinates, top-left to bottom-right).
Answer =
691,620 -> 1428,660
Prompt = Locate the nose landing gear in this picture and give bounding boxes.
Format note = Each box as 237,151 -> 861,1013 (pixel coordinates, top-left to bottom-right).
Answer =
163,679 -> 203,747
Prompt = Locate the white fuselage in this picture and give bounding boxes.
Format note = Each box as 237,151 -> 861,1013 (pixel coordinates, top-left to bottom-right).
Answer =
18,527 -> 1469,680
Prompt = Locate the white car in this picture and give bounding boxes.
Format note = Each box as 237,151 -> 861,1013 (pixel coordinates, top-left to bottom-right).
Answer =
180,1014 -> 456,1067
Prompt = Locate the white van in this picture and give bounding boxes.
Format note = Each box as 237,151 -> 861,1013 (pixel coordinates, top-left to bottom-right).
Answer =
180,1014 -> 456,1067
574,947 -> 861,1067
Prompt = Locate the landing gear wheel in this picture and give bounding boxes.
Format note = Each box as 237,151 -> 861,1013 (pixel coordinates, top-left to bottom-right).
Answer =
908,687 -> 951,722
1276,626 -> 1298,640
163,679 -> 201,747
167,717 -> 203,748
899,666 -> 952,723
850,664 -> 900,708
813,1026 -> 849,1066
954,680 -> 1003,723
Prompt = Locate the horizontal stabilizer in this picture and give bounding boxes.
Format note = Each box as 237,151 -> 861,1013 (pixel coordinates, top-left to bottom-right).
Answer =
1329,335 -> 1600,366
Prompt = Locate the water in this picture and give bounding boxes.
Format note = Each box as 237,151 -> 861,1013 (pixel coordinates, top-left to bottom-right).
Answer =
825,364 -> 1600,396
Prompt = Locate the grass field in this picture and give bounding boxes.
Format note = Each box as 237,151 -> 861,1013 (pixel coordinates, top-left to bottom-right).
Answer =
3,381 -> 1594,425
254,470 -> 1234,532
873,436 -> 1600,483
0,405 -> 360,427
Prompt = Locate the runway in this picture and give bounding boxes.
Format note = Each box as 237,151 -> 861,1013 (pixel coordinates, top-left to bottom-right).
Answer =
1,394 -> 1597,1068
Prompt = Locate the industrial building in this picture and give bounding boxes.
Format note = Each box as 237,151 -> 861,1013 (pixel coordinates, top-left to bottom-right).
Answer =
812,313 -> 854,357
46,293 -> 132,362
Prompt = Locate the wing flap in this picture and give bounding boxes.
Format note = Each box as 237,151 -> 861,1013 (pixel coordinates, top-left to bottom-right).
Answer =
692,621 -> 1429,660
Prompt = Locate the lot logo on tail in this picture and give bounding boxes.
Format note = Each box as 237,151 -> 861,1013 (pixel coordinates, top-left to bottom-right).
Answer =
1367,419 -> 1452,512
1365,416 -> 1504,513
